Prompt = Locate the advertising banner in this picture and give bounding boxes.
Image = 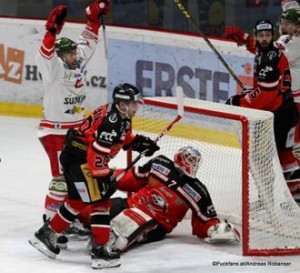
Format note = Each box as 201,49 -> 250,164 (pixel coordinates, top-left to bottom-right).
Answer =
0,18 -> 254,116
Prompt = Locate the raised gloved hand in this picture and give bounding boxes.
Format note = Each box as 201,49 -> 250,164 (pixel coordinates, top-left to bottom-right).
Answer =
131,135 -> 160,157
45,5 -> 68,35
85,0 -> 110,22
225,94 -> 242,106
224,25 -> 250,46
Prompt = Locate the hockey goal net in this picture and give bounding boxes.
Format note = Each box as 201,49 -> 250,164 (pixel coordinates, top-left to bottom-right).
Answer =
128,96 -> 300,256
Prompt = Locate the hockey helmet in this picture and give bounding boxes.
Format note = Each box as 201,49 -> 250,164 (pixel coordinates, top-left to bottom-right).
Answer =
112,83 -> 143,104
174,146 -> 202,178
253,19 -> 275,35
55,37 -> 77,56
281,8 -> 300,25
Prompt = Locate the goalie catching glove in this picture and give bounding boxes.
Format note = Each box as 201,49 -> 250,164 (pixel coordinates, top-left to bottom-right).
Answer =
204,220 -> 240,244
130,135 -> 160,157
46,5 -> 68,35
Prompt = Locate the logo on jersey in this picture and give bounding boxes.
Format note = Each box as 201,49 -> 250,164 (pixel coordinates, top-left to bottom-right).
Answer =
146,189 -> 168,213
65,106 -> 85,114
152,163 -> 170,176
100,130 -> 117,142
109,113 -> 118,123
258,65 -> 273,77
207,204 -> 216,215
64,95 -> 86,105
267,50 -> 277,60
183,183 -> 201,202
75,78 -> 84,88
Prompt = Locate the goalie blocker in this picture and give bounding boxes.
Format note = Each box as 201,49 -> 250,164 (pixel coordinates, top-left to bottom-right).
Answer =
107,147 -> 240,252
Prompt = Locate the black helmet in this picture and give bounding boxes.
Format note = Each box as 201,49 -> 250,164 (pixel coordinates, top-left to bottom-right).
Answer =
253,19 -> 275,35
281,8 -> 300,25
112,83 -> 143,103
55,37 -> 77,56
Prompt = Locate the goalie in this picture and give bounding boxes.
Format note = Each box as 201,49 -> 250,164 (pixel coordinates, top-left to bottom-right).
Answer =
108,146 -> 240,252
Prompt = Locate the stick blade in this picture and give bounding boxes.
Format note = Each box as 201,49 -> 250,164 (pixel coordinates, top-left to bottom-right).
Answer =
176,86 -> 184,117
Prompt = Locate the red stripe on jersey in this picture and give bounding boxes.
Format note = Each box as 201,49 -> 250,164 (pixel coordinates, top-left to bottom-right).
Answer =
39,31 -> 56,59
257,79 -> 280,89
39,44 -> 55,59
92,140 -> 111,153
39,119 -> 84,129
124,209 -> 147,226
293,90 -> 300,97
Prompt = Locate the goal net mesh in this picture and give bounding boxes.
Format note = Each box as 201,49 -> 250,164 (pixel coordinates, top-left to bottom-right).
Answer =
129,97 -> 300,256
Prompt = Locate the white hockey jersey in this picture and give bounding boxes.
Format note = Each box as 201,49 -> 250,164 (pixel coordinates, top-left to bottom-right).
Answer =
36,27 -> 99,137
277,34 -> 300,103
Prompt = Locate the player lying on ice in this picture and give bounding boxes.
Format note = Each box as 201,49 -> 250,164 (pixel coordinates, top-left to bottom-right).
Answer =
106,146 -> 241,252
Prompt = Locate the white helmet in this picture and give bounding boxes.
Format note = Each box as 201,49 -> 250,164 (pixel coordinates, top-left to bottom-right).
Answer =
174,146 -> 202,178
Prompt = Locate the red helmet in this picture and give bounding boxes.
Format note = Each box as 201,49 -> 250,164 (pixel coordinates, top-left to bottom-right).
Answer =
174,146 -> 201,178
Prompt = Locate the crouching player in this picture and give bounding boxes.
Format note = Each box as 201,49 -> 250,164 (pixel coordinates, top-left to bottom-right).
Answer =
108,146 -> 240,252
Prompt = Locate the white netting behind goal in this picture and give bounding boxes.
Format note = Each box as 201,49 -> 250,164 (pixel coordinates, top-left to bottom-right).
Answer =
129,97 -> 300,256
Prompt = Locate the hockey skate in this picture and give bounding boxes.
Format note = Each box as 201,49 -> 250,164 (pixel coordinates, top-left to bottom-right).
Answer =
63,219 -> 91,240
56,234 -> 68,249
29,222 -> 60,259
90,244 -> 121,269
41,213 -> 68,249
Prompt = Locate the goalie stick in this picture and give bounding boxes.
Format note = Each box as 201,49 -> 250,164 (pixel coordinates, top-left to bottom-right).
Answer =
173,0 -> 245,90
115,86 -> 184,182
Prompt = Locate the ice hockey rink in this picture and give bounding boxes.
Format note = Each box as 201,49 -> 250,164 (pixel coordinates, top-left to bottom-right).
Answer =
1,115 -> 300,273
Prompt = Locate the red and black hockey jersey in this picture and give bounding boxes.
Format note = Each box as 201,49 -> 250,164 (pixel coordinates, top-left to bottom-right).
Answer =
242,39 -> 293,111
117,155 -> 219,237
66,103 -> 135,177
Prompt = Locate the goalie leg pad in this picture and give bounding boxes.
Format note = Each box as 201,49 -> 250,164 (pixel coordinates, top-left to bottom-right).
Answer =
204,221 -> 240,244
110,208 -> 157,251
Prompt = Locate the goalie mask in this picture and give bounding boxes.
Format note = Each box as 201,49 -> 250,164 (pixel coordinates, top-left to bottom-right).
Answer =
174,146 -> 202,178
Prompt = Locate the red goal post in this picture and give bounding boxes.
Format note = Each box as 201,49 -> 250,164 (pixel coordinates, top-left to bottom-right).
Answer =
127,96 -> 300,256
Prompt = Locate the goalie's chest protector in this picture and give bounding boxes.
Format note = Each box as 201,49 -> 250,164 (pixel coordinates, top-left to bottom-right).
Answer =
130,156 -> 214,231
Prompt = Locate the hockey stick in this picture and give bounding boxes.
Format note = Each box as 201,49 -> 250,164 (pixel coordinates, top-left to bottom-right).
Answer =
100,15 -> 108,59
173,0 -> 245,89
115,86 -> 184,182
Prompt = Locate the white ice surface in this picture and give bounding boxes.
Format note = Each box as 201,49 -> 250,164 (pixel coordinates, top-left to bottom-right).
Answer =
1,116 -> 300,273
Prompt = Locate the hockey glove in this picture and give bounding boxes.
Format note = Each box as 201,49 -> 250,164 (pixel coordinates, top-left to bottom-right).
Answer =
131,134 -> 160,157
224,25 -> 250,47
85,0 -> 110,22
204,220 -> 240,244
99,169 -> 118,199
225,95 -> 241,106
45,5 -> 68,35
241,87 -> 254,95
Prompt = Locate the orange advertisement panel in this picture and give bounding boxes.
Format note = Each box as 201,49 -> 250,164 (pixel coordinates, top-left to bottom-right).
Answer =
5,47 -> 25,84
0,44 -> 7,80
